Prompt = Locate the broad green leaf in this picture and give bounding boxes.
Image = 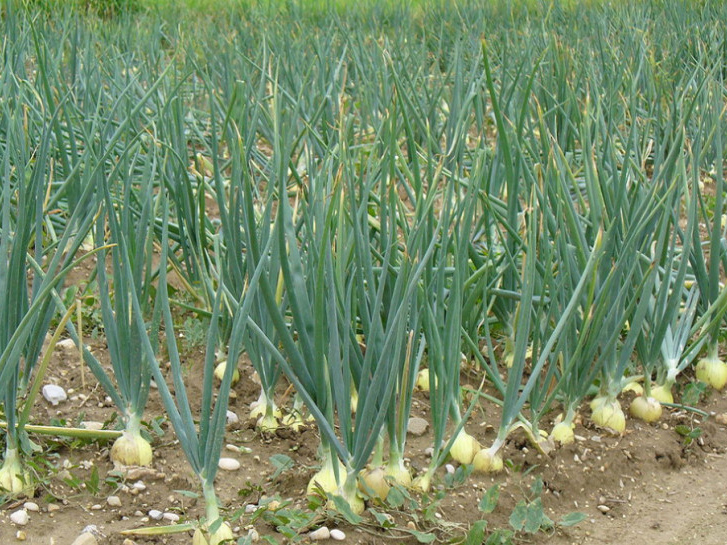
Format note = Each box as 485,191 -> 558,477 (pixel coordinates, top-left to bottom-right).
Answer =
464,520 -> 488,545
478,484 -> 500,514
508,501 -> 527,532
559,512 -> 587,527
404,529 -> 437,544
269,454 -> 294,480
330,495 -> 364,525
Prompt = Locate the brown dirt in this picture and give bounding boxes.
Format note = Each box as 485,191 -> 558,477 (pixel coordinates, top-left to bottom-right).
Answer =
2,271 -> 727,545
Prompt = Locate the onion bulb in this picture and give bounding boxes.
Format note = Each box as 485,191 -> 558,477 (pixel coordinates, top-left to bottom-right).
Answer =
0,449 -> 34,497
250,392 -> 282,422
213,360 -> 240,386
385,458 -> 412,487
629,396 -> 662,423
193,528 -> 209,545
649,384 -> 673,404
415,369 -> 432,392
281,411 -> 310,432
590,397 -> 626,433
472,448 -> 503,473
412,471 -> 432,493
696,356 -> 727,390
550,420 -> 575,445
359,467 -> 390,501
307,456 -> 363,514
307,457 -> 346,497
449,429 -> 481,465
621,382 -> 643,396
193,522 -> 235,545
110,430 -> 153,467
208,521 -> 234,545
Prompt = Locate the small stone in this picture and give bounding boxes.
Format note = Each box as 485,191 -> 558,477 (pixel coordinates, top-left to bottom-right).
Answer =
134,511 -> 144,517
330,529 -> 346,541
10,510 -> 29,526
56,338 -> 76,350
47,504 -> 60,513
245,504 -> 258,514
70,533 -> 98,545
226,411 -> 239,425
445,464 -> 455,475
597,505 -> 610,513
148,509 -> 164,520
218,457 -> 241,471
90,504 -> 102,510
23,502 -> 39,512
107,496 -> 122,507
126,468 -> 158,481
407,521 -> 416,530
131,481 -> 147,491
715,413 -> 727,425
162,512 -> 180,522
248,528 -> 260,542
309,527 -> 330,540
122,540 -> 138,545
424,447 -> 434,457
16,530 -> 27,541
81,421 -> 105,431
42,384 -> 67,406
407,417 -> 429,436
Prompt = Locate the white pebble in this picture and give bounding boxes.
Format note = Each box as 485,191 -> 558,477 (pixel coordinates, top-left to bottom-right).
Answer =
148,509 -> 164,520
10,509 -> 29,525
330,529 -> 346,541
131,481 -> 146,491
445,464 -> 455,474
42,384 -> 67,406
90,504 -> 102,511
248,528 -> 260,542
70,533 -> 98,545
597,504 -> 610,513
309,527 -> 330,540
218,457 -> 241,471
81,421 -> 105,431
245,504 -> 258,514
56,338 -> 76,350
23,502 -> 39,512
107,496 -> 122,507
163,512 -> 180,522
226,410 -> 239,425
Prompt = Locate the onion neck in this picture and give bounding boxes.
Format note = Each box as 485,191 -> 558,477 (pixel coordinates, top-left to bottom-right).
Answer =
124,410 -> 143,438
202,479 -> 222,525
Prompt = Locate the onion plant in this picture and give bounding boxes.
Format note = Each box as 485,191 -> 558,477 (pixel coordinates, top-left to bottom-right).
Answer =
91,171 -> 159,468
689,79 -> 727,390
133,196 -> 270,544
0,101 -> 97,496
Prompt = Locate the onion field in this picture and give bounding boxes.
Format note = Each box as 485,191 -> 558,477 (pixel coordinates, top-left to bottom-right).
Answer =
2,1 -> 727,544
